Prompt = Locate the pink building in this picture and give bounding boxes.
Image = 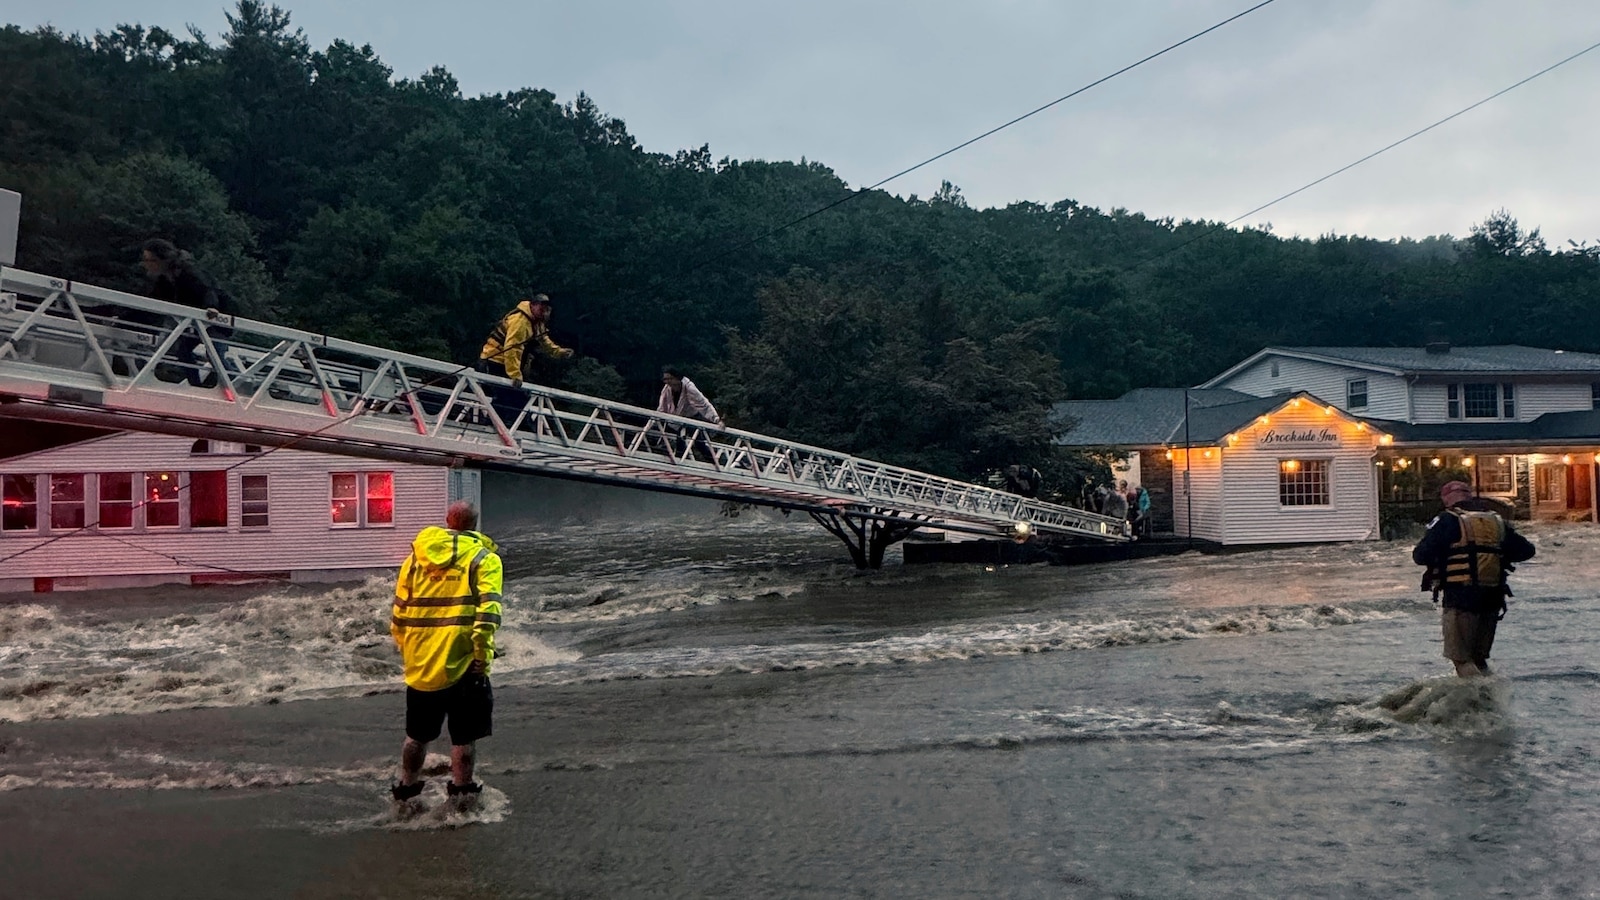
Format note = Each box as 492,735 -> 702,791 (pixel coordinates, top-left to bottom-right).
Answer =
0,428 -> 478,593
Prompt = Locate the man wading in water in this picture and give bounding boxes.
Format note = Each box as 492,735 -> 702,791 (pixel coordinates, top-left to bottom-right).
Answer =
1412,480 -> 1535,677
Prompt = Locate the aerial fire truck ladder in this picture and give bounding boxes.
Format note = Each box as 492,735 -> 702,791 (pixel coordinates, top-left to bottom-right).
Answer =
0,267 -> 1130,567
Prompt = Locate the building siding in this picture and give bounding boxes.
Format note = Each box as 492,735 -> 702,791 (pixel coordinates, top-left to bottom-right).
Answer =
1217,403 -> 1379,545
1211,355 -> 1409,420
0,431 -> 449,581
1171,451 -> 1224,543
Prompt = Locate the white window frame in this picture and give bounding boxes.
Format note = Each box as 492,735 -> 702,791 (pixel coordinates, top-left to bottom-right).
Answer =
329,471 -> 395,529
1,473 -> 39,534
1278,458 -> 1332,508
241,474 -> 270,529
1447,382 -> 1516,420
1346,378 -> 1369,410
96,472 -> 136,530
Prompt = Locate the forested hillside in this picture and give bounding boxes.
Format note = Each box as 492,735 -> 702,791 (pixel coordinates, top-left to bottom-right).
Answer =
3,3 -> 1597,488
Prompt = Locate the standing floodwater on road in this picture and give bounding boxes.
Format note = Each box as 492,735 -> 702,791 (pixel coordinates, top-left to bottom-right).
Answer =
1,481 -> 1597,898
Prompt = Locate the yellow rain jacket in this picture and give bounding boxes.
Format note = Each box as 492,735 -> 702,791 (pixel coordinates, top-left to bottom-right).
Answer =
391,526 -> 504,691
479,300 -> 570,381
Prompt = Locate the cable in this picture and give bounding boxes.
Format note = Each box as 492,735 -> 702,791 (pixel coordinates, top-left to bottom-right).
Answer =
1130,37 -> 1600,270
685,0 -> 1281,272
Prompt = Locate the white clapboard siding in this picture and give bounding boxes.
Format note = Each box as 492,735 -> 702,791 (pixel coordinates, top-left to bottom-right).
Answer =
1171,452 -> 1225,543
1517,383 -> 1594,419
1211,355 -> 1409,420
0,431 -> 449,579
1217,404 -> 1379,545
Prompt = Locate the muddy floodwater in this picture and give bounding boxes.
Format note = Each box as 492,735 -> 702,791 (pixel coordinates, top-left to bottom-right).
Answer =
2,481 -> 1597,898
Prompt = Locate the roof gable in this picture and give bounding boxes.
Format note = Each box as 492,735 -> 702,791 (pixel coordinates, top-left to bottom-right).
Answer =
1203,345 -> 1600,387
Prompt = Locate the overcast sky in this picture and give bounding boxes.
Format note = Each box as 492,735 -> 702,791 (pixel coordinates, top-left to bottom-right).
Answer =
10,1 -> 1600,245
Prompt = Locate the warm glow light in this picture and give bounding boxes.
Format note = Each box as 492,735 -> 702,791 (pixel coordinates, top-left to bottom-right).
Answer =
159,474 -> 170,481
1594,453 -> 1600,464
1356,422 -> 1367,431
1290,398 -> 1301,408
1498,457 -> 1508,464
1379,435 -> 1393,446
1562,454 -> 1573,464
1375,460 -> 1385,467
1165,450 -> 1174,461
1281,459 -> 1300,472
1430,457 -> 1442,467
1203,449 -> 1213,458
1227,434 -> 1239,445
1324,406 -> 1335,415
1258,415 -> 1270,425
1397,458 -> 1410,469
1463,457 -> 1474,467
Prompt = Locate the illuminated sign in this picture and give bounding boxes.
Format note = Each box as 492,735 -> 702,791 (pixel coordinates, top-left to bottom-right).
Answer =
1257,427 -> 1341,449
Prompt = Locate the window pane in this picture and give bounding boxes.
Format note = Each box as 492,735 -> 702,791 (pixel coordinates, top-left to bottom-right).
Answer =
2,474 -> 38,531
1278,459 -> 1330,506
1478,457 -> 1514,494
50,474 -> 86,530
367,472 -> 394,525
331,473 -> 359,525
1346,379 -> 1368,409
1501,383 -> 1515,418
1463,383 -> 1498,418
241,475 -> 269,528
98,473 -> 134,529
1592,383 -> 1600,410
191,470 -> 228,528
146,472 -> 180,527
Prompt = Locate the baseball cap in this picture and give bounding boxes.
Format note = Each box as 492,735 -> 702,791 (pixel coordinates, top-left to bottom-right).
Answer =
1439,480 -> 1473,505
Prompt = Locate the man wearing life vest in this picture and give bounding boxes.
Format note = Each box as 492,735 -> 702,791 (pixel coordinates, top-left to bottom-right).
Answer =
479,292 -> 573,388
1412,481 -> 1535,678
390,501 -> 504,808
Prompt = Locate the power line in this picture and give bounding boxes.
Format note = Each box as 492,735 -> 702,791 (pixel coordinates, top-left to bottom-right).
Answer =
1132,36 -> 1600,269
688,0 -> 1281,272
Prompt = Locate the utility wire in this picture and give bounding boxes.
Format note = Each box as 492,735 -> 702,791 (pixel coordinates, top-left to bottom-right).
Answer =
1130,37 -> 1600,270
687,0 -> 1280,272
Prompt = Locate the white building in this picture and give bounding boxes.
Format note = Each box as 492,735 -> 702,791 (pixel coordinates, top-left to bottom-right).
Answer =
1055,343 -> 1600,545
0,427 -> 478,593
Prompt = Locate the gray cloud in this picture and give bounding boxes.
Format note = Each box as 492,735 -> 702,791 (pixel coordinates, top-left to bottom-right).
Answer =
11,0 -> 1600,243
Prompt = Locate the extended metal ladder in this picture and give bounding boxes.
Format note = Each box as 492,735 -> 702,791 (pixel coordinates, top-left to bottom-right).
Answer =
0,267 -> 1129,566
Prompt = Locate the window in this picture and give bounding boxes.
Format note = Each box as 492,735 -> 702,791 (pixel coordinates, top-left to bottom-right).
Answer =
2,474 -> 38,532
146,472 -> 181,527
1478,457 -> 1514,494
1346,379 -> 1369,410
50,474 -> 86,530
331,473 -> 361,526
1448,383 -> 1514,420
1463,383 -> 1498,418
1592,383 -> 1599,410
1278,459 -> 1330,507
366,472 -> 394,526
241,475 -> 270,529
98,473 -> 134,528
190,470 -> 228,528
331,471 -> 394,527
1270,361 -> 1280,378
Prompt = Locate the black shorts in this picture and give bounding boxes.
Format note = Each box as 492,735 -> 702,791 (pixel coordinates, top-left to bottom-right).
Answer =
405,674 -> 493,745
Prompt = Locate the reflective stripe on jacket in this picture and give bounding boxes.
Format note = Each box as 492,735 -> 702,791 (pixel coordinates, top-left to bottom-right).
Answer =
1441,510 -> 1505,588
391,526 -> 504,691
479,301 -> 568,381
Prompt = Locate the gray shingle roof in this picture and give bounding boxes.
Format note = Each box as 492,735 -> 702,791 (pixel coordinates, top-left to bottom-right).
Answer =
1053,388 -> 1276,447
1276,345 -> 1600,374
1369,408 -> 1600,445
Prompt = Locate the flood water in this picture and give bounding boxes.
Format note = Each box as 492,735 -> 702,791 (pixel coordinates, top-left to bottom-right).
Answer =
1,479 -> 1597,898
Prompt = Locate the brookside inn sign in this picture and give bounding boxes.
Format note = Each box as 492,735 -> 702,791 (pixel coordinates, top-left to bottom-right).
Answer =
1257,426 -> 1341,449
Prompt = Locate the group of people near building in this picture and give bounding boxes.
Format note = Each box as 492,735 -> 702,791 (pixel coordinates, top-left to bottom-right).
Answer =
1089,480 -> 1150,537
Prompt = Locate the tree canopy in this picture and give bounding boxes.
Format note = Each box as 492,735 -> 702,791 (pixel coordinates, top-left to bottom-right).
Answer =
3,3 -> 1597,495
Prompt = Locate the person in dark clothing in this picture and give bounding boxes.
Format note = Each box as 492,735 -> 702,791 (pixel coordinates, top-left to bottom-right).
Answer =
1003,465 -> 1042,499
1412,480 -> 1536,678
140,239 -> 231,387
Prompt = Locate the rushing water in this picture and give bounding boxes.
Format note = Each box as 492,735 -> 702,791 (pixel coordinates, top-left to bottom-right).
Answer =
0,480 -> 1597,898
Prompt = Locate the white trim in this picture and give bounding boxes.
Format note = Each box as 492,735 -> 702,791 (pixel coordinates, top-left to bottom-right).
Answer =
1200,348 -> 1406,388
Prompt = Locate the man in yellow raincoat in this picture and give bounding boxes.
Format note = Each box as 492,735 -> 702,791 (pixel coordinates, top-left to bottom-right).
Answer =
390,501 -> 503,807
479,292 -> 573,388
